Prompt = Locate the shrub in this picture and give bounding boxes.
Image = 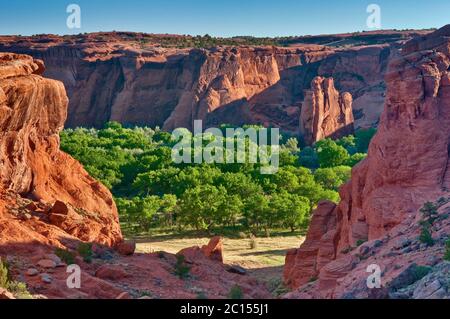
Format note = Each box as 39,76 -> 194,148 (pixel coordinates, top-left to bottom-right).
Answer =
174,255 -> 190,279
196,292 -> 208,299
266,278 -> 290,297
249,236 -> 257,250
309,276 -> 318,283
157,251 -> 166,259
0,258 -> 32,299
77,243 -> 93,263
412,265 -> 432,282
356,239 -> 367,247
55,248 -> 76,265
420,202 -> 439,225
419,226 -> 434,246
0,258 -> 9,288
228,285 -> 243,299
444,238 -> 450,261
7,281 -> 32,299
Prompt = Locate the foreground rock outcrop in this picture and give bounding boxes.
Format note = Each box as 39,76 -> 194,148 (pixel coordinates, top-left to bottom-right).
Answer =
0,31 -> 424,134
299,76 -> 354,145
284,25 -> 450,298
0,53 -> 122,246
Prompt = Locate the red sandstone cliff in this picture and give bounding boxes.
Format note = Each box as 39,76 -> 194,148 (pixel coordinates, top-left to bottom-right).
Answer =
299,76 -> 354,145
0,33 -> 402,134
284,25 -> 450,299
0,53 -> 122,246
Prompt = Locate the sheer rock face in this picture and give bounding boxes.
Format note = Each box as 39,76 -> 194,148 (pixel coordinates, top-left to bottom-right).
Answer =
0,53 -> 122,246
284,25 -> 450,298
299,76 -> 354,145
0,36 -> 398,132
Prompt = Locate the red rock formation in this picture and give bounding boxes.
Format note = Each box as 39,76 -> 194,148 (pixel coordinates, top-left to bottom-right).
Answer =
299,77 -> 354,145
0,54 -> 270,299
0,32 -> 408,132
200,236 -> 224,263
0,53 -> 122,246
284,25 -> 450,298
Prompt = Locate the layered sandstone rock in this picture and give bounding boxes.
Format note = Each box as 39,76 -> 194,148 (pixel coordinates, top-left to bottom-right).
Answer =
284,25 -> 450,298
0,33 -> 404,132
299,77 -> 354,145
0,53 -> 122,246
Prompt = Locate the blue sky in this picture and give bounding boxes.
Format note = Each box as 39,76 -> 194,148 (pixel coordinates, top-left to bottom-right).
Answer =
0,0 -> 449,37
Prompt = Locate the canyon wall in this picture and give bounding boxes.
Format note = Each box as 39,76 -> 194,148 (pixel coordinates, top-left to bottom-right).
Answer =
299,76 -> 354,145
0,35 -> 397,135
0,53 -> 122,246
284,25 -> 450,298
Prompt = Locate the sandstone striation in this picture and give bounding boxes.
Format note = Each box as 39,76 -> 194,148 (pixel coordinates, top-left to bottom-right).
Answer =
284,24 -> 450,298
299,76 -> 354,145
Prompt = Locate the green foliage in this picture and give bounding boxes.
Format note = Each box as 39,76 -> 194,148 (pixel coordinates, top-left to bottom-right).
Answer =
196,292 -> 208,299
418,201 -> 439,247
298,147 -> 319,168
346,153 -> 366,167
174,255 -> 190,279
0,258 -> 8,289
419,226 -> 434,246
55,248 -> 76,265
412,265 -> 432,282
7,281 -> 33,299
420,202 -> 439,225
266,277 -> 290,297
316,139 -> 350,168
0,258 -> 32,299
228,285 -> 244,299
444,238 -> 450,261
356,239 -> 367,247
314,166 -> 351,191
77,243 -> 93,263
355,128 -> 377,153
337,135 -> 357,154
60,123 -> 372,235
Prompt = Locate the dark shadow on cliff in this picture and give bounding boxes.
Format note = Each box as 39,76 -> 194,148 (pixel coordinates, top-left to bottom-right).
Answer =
206,60 -> 324,132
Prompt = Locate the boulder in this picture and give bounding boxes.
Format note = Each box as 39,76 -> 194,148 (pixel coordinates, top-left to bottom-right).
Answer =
0,288 -> 15,299
95,264 -> 128,281
201,237 -> 224,263
116,241 -> 136,256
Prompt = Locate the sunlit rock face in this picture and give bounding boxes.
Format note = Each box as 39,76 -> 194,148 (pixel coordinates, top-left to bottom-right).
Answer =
299,76 -> 354,145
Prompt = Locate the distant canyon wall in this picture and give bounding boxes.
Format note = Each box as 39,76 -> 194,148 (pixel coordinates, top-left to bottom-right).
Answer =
284,25 -> 450,299
0,36 -> 395,137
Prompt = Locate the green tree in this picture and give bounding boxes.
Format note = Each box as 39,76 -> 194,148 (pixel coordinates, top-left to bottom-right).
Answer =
355,128 -> 376,153
346,153 -> 367,167
272,193 -> 310,232
243,193 -> 269,234
178,185 -> 226,231
315,139 -> 350,168
337,135 -> 357,155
